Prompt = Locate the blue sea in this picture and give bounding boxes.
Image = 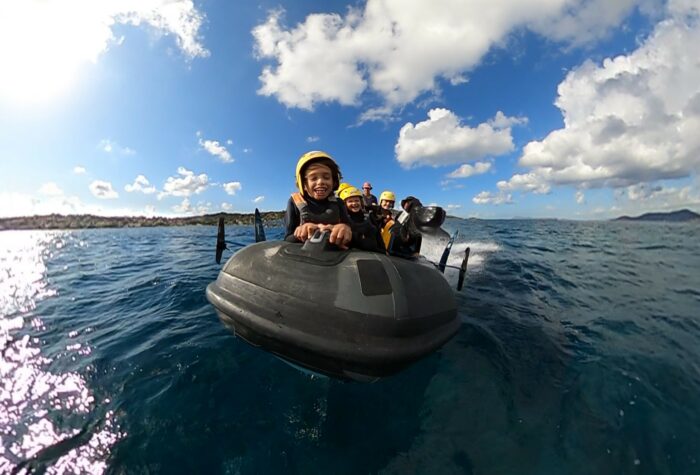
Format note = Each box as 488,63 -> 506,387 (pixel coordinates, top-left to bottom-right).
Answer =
2,219 -> 700,474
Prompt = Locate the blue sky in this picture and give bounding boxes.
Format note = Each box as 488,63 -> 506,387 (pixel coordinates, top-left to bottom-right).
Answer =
1,0 -> 699,219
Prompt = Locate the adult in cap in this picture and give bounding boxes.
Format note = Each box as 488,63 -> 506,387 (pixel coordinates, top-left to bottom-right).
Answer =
361,181 -> 378,208
400,196 -> 422,212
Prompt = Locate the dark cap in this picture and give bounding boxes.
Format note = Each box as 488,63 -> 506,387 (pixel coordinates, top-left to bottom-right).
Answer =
400,196 -> 422,212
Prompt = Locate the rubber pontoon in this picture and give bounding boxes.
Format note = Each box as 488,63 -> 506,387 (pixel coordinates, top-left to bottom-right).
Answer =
206,232 -> 460,382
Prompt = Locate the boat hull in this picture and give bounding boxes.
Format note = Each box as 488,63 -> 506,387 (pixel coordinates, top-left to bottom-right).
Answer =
206,241 -> 459,381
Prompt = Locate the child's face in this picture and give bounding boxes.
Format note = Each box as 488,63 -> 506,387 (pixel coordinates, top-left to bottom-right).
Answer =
380,199 -> 394,210
345,196 -> 362,213
303,163 -> 333,200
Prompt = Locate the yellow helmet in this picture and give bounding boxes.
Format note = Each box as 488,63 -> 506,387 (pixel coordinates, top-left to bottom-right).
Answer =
379,190 -> 396,202
337,182 -> 352,196
295,150 -> 342,195
339,186 -> 362,201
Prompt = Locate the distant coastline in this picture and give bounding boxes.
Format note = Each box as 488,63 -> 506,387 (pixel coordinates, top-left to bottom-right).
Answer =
3,208 -> 698,231
0,212 -> 285,231
613,209 -> 700,222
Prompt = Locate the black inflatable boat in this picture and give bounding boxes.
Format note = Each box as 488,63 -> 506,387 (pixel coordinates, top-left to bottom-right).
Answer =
206,209 -> 467,382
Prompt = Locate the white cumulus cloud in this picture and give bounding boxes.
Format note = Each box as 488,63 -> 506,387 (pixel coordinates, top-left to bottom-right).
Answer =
608,182 -> 700,216
89,180 -> 118,199
473,191 -> 513,205
395,109 -> 520,168
489,111 -> 529,129
497,172 -> 551,195
172,198 -> 210,215
356,106 -> 398,125
199,137 -> 233,163
0,191 -> 165,218
253,195 -> 265,204
98,139 -> 136,155
501,5 -> 700,194
575,191 -> 586,204
160,167 -> 209,198
625,183 -> 663,201
447,162 -> 493,179
252,0 -> 661,111
196,201 -> 212,214
223,182 -> 242,196
173,198 -> 192,214
125,175 -> 156,194
38,182 -> 64,197
528,0 -> 668,46
73,166 -> 86,175
99,140 -> 114,153
0,1 -> 208,104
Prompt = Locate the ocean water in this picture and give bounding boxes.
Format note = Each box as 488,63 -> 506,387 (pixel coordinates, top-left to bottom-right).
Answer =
1,219 -> 699,474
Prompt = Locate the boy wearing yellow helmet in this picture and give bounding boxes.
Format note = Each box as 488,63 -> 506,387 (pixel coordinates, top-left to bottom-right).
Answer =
284,151 -> 352,248
339,186 -> 385,253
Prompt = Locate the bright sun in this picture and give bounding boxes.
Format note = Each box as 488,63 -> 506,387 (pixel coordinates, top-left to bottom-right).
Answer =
0,2 -> 115,105
0,1 -> 207,106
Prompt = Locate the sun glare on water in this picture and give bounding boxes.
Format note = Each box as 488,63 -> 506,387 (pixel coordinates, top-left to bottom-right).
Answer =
0,231 -> 122,473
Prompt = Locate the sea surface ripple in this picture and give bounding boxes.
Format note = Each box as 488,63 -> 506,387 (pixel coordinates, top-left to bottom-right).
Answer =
1,220 -> 699,474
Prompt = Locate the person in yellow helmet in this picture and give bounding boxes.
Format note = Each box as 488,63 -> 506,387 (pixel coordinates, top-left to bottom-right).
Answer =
336,182 -> 352,198
369,190 -> 394,236
339,186 -> 385,253
370,190 -> 397,250
284,151 -> 352,248
379,190 -> 395,211
373,191 -> 424,258
338,186 -> 363,212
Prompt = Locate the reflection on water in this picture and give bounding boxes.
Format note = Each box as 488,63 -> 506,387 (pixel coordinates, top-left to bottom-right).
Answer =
1,223 -> 699,473
0,231 -> 56,317
0,231 -> 121,474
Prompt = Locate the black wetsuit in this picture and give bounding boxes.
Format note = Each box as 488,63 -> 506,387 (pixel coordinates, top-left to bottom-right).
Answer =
284,194 -> 351,241
388,216 -> 422,258
348,210 -> 385,253
361,193 -> 378,208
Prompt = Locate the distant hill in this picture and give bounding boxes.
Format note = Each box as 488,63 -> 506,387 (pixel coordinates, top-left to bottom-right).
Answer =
614,209 -> 700,222
0,211 -> 285,231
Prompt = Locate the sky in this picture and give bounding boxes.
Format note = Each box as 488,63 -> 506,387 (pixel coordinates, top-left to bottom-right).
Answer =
1,0 -> 699,220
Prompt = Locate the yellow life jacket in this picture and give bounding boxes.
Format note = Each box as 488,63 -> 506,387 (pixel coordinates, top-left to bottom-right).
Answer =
380,219 -> 394,250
